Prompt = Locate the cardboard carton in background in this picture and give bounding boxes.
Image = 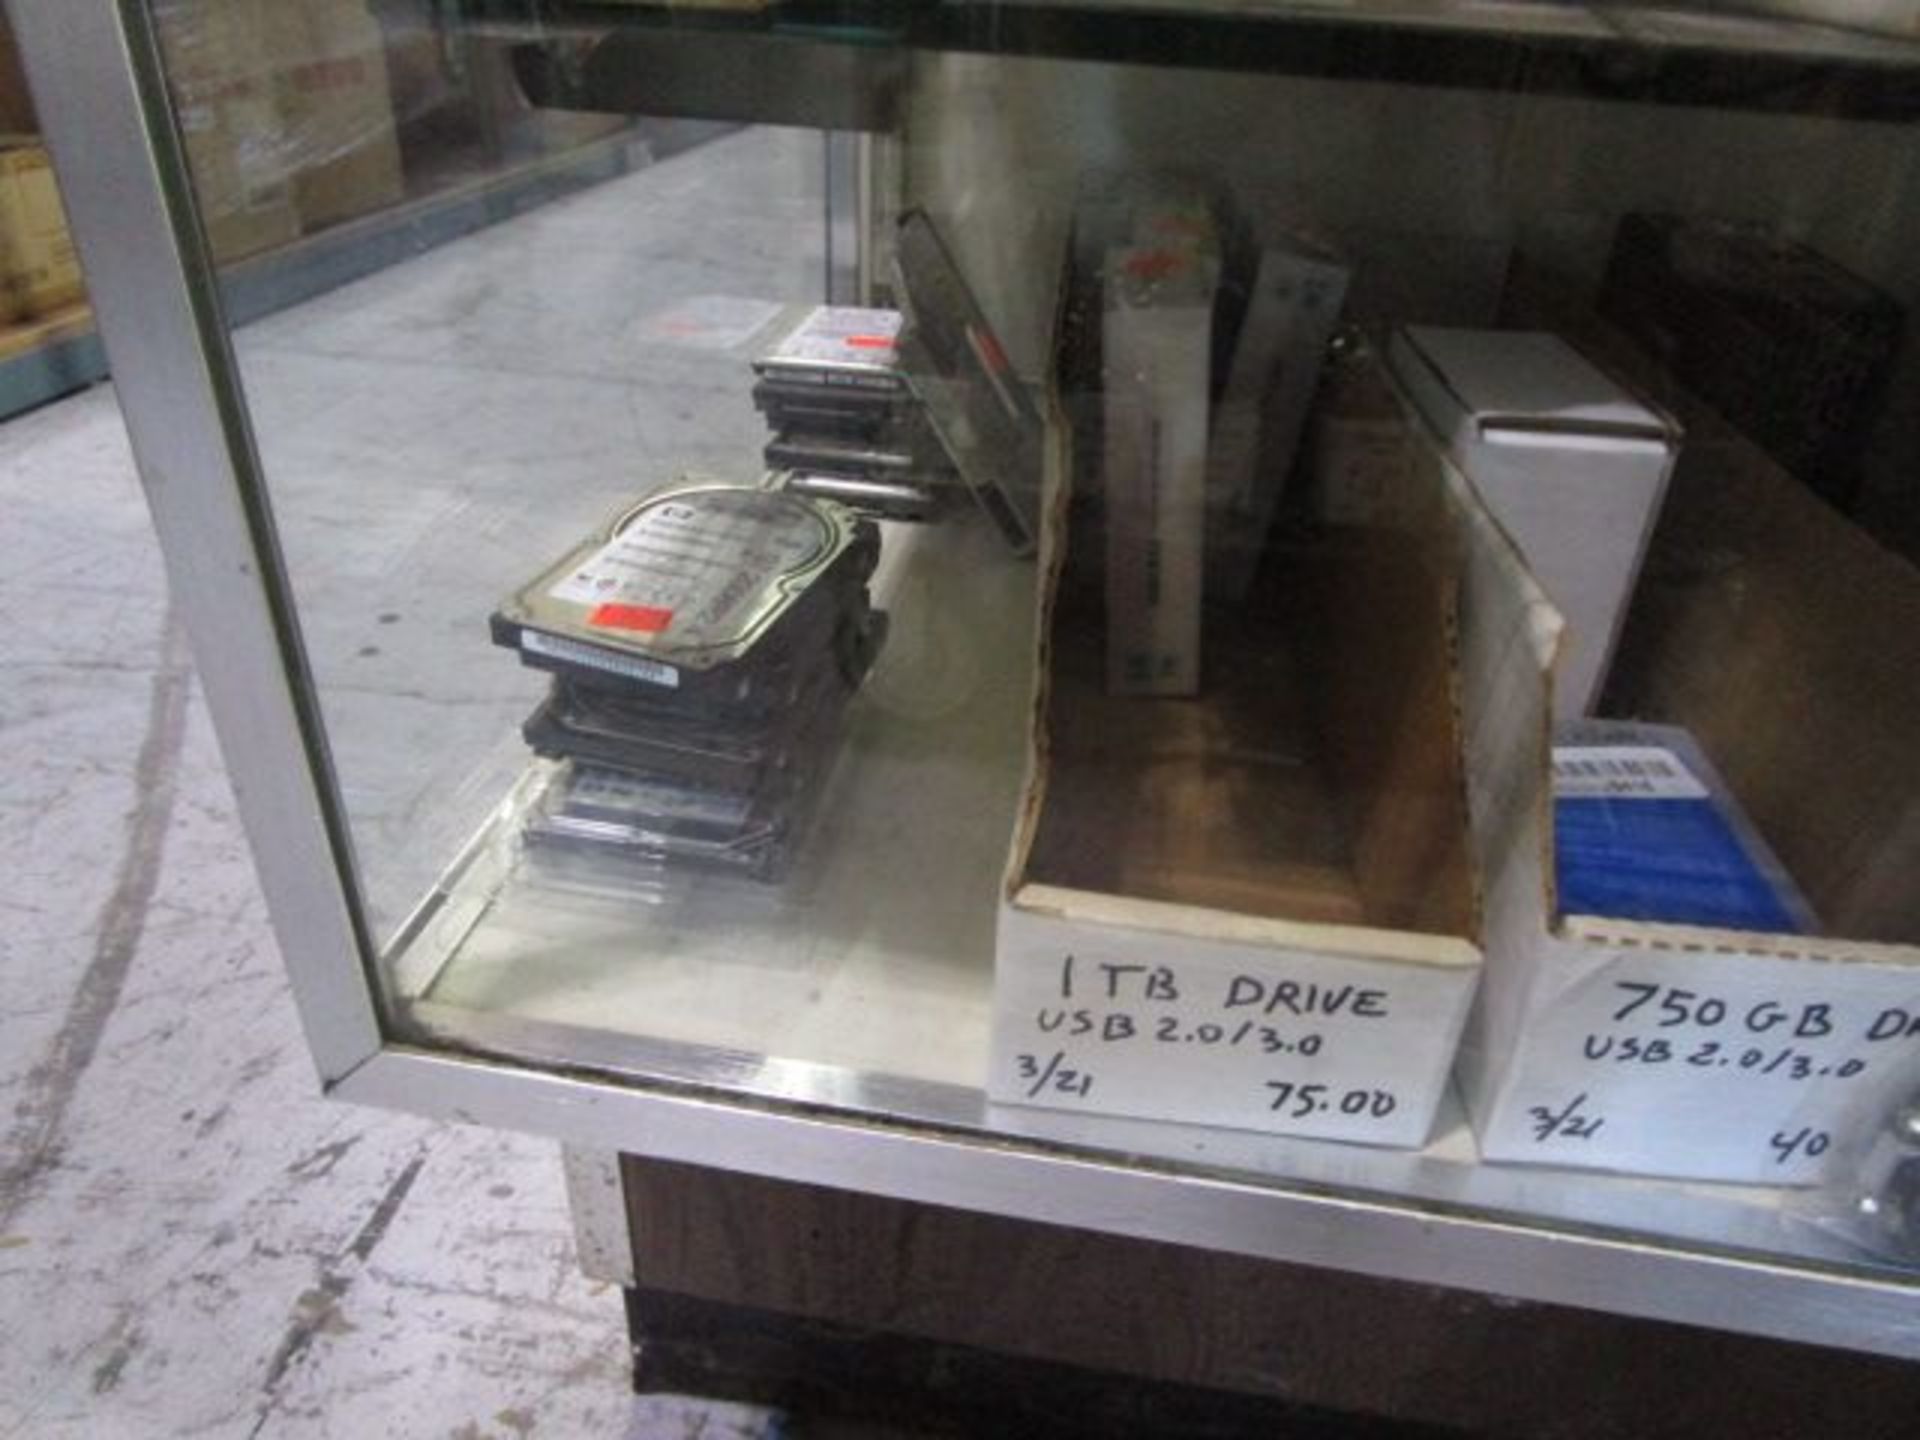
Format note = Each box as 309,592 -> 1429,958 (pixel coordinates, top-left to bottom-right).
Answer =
274,0 -> 405,233
154,0 -> 405,261
0,144 -> 84,319
0,18 -> 84,324
155,0 -> 303,263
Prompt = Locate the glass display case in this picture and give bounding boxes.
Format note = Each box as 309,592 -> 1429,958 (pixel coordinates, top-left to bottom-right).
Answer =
16,0 -> 1920,1358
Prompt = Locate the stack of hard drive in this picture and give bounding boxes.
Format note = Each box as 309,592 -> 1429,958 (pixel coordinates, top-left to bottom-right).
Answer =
752,304 -> 958,524
491,478 -> 886,884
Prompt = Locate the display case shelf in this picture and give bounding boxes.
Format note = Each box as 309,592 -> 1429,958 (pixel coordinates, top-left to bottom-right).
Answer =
395,770 -> 1920,1351
368,500 -> 1920,1360
480,0 -> 1920,119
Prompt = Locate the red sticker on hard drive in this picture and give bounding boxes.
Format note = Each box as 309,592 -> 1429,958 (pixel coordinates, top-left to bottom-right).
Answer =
845,334 -> 895,349
588,603 -> 673,633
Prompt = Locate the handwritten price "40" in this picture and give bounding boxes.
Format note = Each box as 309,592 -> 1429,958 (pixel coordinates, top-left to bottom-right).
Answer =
1530,1093 -> 1832,1168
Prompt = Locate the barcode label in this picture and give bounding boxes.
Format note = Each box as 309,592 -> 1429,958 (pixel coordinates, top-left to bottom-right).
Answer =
522,629 -> 679,690
1552,745 -> 1707,800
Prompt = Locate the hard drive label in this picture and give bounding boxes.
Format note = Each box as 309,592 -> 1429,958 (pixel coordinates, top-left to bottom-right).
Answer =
762,306 -> 902,366
545,490 -> 830,648
522,629 -> 680,689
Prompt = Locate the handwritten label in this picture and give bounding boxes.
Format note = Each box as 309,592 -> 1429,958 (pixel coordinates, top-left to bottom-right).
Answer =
991,908 -> 1477,1147
1488,949 -> 1920,1183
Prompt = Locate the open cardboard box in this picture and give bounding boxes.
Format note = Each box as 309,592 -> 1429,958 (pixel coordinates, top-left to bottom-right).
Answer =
1433,283 -> 1920,1184
987,309 -> 1485,1148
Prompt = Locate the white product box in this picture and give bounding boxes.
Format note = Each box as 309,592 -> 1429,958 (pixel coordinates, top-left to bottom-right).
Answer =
1445,416 -> 1920,1184
1389,326 -> 1677,719
1206,244 -> 1349,603
1102,241 -> 1218,696
991,380 -> 1485,1147
1308,342 -> 1423,531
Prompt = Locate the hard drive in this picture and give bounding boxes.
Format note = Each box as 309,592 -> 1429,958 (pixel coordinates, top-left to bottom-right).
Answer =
491,479 -> 880,704
521,687 -> 789,791
535,596 -> 888,733
781,471 -> 943,524
762,428 -> 942,480
522,710 -> 845,883
521,612 -> 886,789
522,760 -> 790,880
751,378 -> 910,438
752,305 -> 909,395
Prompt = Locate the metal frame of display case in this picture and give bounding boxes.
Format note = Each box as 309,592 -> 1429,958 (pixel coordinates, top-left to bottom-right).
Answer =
485,0 -> 1920,121
15,0 -> 1920,1360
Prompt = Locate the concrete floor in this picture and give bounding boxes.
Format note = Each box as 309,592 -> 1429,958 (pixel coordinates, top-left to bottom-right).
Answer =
0,128 -> 818,1440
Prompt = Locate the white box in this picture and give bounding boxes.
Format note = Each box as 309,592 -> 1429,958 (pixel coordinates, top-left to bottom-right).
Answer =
1103,241 -> 1217,696
994,904 -> 1479,1146
1205,244 -> 1349,603
1389,327 -> 1677,719
992,382 -> 1485,1147
1444,415 -> 1920,1184
1308,343 -> 1423,531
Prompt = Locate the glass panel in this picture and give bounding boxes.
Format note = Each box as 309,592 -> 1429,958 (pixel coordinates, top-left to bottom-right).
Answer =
151,2 -> 1920,1298
152,0 -> 829,932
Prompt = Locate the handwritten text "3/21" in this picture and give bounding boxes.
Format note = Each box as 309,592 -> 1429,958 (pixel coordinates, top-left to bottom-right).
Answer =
1529,1090 -> 1835,1167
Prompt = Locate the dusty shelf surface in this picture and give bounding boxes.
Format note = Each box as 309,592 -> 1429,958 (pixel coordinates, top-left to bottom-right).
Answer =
379,518 -> 1919,1338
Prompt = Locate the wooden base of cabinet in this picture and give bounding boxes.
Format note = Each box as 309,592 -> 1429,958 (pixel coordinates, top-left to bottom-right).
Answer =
620,1158 -> 1920,1439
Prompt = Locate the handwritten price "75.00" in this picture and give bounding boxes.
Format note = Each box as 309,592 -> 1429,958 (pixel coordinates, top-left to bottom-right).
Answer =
1266,1082 -> 1397,1120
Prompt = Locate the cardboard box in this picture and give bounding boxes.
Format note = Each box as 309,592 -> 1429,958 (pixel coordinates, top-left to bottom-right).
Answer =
1390,327 -> 1677,720
155,0 -> 401,257
271,0 -> 405,232
0,145 -> 83,318
992,329 -> 1485,1146
154,0 -> 302,262
1442,356 -> 1920,1184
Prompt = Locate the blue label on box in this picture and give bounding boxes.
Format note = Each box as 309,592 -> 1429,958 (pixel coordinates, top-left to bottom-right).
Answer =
1552,744 -> 1805,935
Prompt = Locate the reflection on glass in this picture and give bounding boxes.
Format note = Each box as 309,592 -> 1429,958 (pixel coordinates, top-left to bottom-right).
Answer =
149,3 -> 1920,1283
